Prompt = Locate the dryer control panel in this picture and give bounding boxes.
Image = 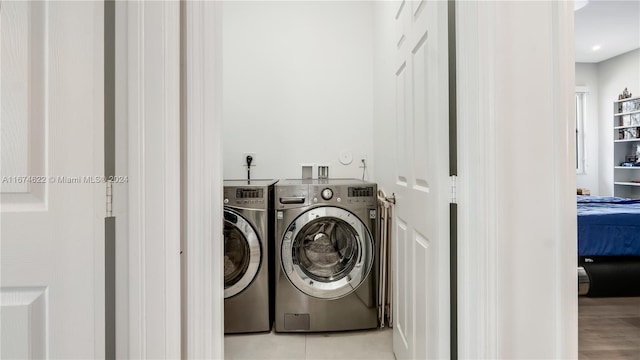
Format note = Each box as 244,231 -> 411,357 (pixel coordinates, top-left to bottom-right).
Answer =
224,187 -> 269,210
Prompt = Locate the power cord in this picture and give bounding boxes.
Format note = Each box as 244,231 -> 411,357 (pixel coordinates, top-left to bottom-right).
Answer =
246,155 -> 253,181
360,158 -> 367,181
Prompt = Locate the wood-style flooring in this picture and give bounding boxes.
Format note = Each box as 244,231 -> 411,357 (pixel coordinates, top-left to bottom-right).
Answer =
579,296 -> 640,359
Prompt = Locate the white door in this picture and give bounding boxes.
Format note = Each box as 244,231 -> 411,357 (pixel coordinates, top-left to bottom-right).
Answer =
1,1 -> 105,358
392,0 -> 450,359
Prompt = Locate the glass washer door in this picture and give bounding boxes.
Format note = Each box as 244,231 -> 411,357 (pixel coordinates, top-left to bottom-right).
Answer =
281,206 -> 374,300
224,209 -> 261,299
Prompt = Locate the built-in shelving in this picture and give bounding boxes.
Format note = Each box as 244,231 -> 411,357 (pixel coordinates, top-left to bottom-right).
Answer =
613,109 -> 640,117
614,182 -> 640,187
614,125 -> 640,130
613,96 -> 640,199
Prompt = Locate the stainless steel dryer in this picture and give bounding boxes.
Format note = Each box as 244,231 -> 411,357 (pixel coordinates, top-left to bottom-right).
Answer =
274,179 -> 378,332
224,179 -> 276,333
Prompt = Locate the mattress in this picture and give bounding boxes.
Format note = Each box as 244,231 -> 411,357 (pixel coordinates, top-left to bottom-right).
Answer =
577,195 -> 640,256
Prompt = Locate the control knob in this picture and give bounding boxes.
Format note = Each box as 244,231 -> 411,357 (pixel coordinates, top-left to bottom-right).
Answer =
321,188 -> 333,200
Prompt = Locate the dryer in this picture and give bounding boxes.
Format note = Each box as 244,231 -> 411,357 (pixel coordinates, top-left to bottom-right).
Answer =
224,179 -> 276,333
274,179 -> 378,332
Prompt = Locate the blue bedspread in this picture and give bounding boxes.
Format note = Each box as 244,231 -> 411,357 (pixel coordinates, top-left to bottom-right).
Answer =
577,195 -> 640,256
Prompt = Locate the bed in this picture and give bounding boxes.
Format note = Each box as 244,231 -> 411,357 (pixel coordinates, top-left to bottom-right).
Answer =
577,195 -> 640,297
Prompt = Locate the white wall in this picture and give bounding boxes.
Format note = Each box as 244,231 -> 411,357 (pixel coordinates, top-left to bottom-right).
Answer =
596,48 -> 640,195
372,1 -> 395,193
575,63 -> 600,194
222,1 -> 374,181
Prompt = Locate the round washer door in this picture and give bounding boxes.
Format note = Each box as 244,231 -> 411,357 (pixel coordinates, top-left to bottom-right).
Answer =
281,206 -> 374,300
224,209 -> 261,299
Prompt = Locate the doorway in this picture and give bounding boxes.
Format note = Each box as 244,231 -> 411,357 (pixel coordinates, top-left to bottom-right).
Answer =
574,1 -> 640,358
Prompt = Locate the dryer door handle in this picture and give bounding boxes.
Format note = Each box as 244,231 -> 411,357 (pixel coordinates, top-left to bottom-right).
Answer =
280,196 -> 305,204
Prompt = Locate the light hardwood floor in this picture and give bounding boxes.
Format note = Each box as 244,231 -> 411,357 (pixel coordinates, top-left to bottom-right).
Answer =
579,297 -> 640,360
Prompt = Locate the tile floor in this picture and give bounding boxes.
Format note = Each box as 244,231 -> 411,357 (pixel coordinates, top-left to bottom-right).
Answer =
224,327 -> 395,360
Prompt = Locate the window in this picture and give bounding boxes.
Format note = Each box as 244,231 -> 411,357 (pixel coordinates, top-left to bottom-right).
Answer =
576,89 -> 587,174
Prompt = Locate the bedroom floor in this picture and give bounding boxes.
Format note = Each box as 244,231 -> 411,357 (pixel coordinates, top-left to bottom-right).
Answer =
579,296 -> 640,359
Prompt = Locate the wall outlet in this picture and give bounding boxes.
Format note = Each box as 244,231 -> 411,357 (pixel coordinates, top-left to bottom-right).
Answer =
243,152 -> 256,167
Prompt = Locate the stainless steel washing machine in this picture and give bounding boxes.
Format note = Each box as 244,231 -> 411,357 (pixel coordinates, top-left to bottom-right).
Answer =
224,179 -> 276,333
274,179 -> 378,332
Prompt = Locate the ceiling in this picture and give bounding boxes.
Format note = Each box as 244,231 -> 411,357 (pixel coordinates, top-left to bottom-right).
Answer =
575,0 -> 640,63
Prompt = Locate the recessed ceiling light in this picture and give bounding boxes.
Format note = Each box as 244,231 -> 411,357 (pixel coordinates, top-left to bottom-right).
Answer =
592,45 -> 601,51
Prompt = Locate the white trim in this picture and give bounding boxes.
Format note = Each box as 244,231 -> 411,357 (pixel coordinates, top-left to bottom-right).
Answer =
456,1 -> 498,357
575,86 -> 589,94
456,1 -> 577,358
552,3 -> 579,358
576,91 -> 587,174
114,1 -> 130,358
92,2 -> 106,358
184,1 -> 224,358
127,1 -> 181,358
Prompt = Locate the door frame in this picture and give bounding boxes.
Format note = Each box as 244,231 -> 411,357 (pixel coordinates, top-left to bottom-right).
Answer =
455,1 -> 577,358
123,1 -> 223,358
182,1 -> 225,358
125,1 -> 181,358
123,1 -> 576,359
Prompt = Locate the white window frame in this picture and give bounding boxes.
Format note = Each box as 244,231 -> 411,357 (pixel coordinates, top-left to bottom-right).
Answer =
575,87 -> 588,174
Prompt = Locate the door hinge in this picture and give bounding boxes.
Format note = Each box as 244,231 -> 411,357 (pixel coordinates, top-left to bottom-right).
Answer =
450,175 -> 457,204
106,180 -> 113,217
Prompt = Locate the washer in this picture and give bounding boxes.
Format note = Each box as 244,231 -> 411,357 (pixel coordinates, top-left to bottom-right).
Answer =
224,179 -> 276,333
274,179 -> 378,332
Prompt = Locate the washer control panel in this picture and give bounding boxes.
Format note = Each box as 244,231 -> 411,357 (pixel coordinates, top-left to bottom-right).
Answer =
345,186 -> 376,206
310,185 -> 342,205
276,184 -> 309,209
277,180 -> 377,208
309,185 -> 376,206
321,188 -> 333,200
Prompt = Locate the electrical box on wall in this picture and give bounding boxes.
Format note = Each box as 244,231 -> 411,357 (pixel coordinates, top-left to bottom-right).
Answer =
317,164 -> 330,179
300,163 -> 314,179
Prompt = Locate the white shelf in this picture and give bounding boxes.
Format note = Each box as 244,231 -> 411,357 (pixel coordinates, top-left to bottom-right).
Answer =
613,98 -> 640,198
614,181 -> 640,187
614,96 -> 640,104
613,109 -> 640,117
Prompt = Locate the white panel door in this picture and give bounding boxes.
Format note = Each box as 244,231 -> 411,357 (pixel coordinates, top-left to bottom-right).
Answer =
1,1 -> 105,358
392,0 -> 450,359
